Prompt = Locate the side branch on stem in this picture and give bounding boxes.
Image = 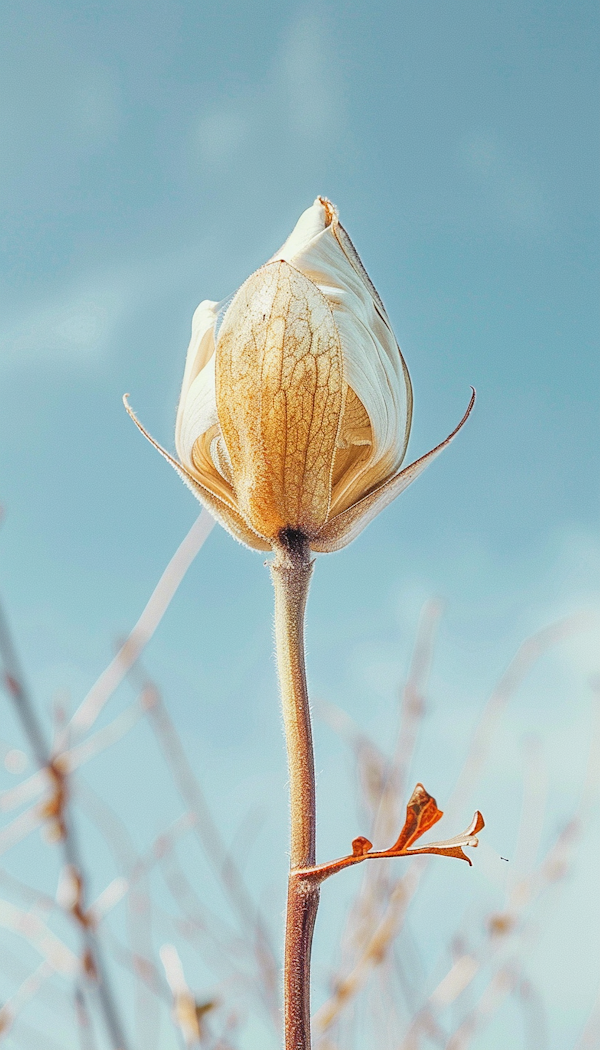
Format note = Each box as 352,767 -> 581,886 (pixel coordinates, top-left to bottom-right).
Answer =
296,783 -> 484,888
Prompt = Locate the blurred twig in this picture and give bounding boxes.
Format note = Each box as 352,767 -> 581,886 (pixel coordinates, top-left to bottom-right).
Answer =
314,603 -> 440,1040
0,595 -> 130,1050
447,613 -> 591,821
64,510 -> 214,744
403,668 -> 600,1050
314,609 -> 595,1048
130,664 -> 281,1030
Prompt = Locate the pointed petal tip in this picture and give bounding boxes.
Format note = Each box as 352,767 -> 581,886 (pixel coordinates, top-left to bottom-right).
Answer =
121,393 -> 269,550
123,392 -> 137,419
403,806 -> 484,865
471,811 -> 485,835
316,196 -> 338,224
312,386 -> 477,553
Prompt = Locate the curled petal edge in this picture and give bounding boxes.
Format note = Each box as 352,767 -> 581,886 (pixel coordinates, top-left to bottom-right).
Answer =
123,396 -> 271,552
312,388 -> 476,553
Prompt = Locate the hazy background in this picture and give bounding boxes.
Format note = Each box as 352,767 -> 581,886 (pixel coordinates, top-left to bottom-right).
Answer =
0,0 -> 598,1047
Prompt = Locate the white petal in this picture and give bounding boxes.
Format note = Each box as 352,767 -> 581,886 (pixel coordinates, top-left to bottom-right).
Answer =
175,353 -> 219,471
272,208 -> 412,490
270,197 -> 334,262
175,299 -> 219,457
406,810 -> 485,854
209,432 -> 233,484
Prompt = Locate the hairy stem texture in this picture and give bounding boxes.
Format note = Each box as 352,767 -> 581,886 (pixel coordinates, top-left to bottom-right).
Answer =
271,532 -> 319,1050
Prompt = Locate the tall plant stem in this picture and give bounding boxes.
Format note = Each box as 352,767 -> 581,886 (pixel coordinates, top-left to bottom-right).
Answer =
271,531 -> 319,1050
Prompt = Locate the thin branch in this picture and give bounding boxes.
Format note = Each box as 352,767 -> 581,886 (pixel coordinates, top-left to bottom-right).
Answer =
130,665 -> 281,1029
315,601 -> 439,1029
0,803 -> 45,856
0,594 -> 131,1050
0,767 -> 49,814
0,898 -> 80,974
57,698 -> 146,774
313,865 -> 423,1037
576,983 -> 600,1050
447,613 -> 591,821
75,986 -> 99,1050
72,776 -> 167,1050
65,510 -> 215,742
0,960 -> 54,1038
318,611 -> 593,1045
0,602 -> 48,766
296,785 -> 483,889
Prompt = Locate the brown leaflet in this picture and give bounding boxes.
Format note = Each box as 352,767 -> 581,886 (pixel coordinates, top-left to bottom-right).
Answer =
294,784 -> 484,883
392,783 -> 444,852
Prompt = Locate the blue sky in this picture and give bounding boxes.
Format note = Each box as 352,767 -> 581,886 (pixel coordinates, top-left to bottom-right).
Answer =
0,1 -> 598,1047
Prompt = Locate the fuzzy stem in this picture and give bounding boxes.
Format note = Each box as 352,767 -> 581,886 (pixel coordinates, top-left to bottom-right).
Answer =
270,530 -> 319,1050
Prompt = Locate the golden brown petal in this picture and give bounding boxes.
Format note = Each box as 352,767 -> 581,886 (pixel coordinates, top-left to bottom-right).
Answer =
328,384 -> 373,518
215,260 -> 345,540
190,426 -> 237,505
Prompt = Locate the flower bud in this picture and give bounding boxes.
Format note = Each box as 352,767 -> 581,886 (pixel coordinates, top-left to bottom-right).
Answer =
125,198 -> 474,551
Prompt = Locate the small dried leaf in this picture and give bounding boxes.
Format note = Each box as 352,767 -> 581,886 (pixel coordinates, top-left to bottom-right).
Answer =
351,836 -> 373,857
405,809 -> 485,866
392,783 -> 443,852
